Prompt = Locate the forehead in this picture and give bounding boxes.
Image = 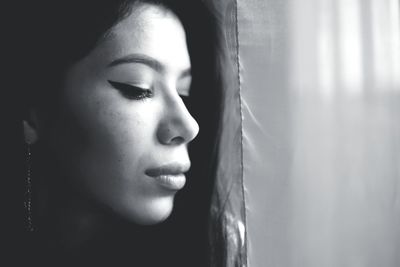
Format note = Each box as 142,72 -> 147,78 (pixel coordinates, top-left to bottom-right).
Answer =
99,3 -> 191,72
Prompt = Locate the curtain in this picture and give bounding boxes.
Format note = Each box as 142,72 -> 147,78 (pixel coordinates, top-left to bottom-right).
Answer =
211,0 -> 400,266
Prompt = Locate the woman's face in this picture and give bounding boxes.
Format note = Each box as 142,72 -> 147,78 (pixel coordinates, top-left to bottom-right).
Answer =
42,3 -> 199,224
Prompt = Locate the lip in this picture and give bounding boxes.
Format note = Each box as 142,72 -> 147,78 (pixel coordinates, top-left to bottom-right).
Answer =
145,163 -> 190,190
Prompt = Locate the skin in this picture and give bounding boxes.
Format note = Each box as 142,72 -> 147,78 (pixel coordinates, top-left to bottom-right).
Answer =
26,3 -> 199,227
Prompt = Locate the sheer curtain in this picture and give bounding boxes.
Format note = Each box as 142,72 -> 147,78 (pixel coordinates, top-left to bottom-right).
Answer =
288,1 -> 399,266
213,0 -> 400,266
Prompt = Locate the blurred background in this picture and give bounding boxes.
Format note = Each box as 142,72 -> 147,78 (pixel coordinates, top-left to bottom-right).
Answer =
212,0 -> 400,266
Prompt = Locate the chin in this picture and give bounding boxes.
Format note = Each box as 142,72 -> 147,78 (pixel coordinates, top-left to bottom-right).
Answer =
122,195 -> 175,225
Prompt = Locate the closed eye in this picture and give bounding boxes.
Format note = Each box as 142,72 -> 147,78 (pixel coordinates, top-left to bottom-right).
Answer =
108,80 -> 153,100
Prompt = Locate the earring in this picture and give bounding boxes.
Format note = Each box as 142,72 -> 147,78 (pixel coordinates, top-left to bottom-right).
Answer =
24,144 -> 34,232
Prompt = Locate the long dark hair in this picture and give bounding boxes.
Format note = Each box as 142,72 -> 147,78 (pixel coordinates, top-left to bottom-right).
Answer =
4,0 -> 221,266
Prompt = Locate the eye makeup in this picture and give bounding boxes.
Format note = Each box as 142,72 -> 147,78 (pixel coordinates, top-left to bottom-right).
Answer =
108,80 -> 153,100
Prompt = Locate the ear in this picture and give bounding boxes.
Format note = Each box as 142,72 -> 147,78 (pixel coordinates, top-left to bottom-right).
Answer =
23,110 -> 39,145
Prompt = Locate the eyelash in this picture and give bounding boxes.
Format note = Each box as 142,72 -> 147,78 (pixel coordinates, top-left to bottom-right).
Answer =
108,80 -> 153,100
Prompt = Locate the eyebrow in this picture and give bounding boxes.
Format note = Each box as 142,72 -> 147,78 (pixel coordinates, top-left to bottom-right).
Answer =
107,53 -> 191,78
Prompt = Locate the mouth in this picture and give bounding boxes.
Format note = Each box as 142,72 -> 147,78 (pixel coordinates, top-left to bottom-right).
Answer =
145,162 -> 190,191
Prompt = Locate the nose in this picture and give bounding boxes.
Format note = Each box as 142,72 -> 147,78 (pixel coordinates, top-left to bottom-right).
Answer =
157,96 -> 199,146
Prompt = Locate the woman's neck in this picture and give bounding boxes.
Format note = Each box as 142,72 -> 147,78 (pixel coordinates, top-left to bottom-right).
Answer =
39,188 -> 109,250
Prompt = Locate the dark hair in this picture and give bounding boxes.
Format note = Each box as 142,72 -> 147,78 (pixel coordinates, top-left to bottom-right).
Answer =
5,0 -> 221,266
20,0 -> 215,114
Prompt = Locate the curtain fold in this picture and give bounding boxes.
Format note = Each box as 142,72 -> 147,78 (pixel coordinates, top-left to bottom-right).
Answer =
210,0 -> 399,266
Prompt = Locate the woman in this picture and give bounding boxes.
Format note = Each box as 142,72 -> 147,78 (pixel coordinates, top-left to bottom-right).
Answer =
6,0 -> 221,265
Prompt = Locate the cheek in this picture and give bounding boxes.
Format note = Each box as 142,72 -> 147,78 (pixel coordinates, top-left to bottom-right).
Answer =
72,99 -> 174,224
50,85 -> 160,210
72,97 -> 154,177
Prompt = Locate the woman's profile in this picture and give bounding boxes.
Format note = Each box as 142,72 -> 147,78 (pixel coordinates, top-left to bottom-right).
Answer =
5,0 -> 221,266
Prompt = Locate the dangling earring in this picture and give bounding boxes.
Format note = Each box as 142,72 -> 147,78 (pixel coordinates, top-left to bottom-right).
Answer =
24,144 -> 34,232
